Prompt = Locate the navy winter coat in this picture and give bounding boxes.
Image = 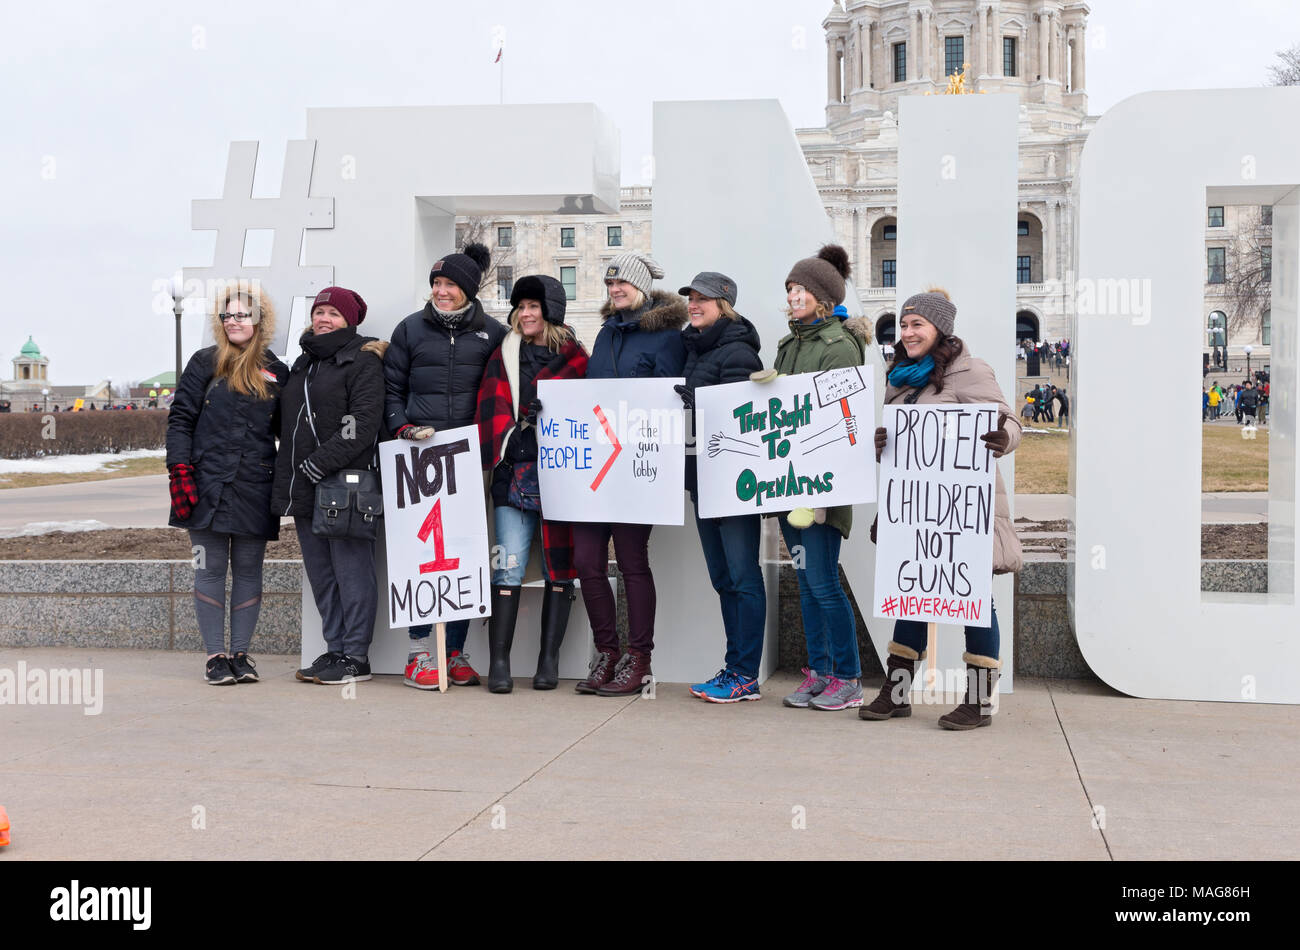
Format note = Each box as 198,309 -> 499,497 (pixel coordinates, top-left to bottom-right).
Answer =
587,290 -> 688,380
681,315 -> 763,498
165,346 -> 289,538
384,299 -> 508,434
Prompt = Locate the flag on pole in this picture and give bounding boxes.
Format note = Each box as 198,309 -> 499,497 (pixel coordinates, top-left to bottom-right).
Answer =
494,47 -> 502,63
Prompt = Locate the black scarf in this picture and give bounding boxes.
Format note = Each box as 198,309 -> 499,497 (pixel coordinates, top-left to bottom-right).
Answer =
299,326 -> 357,361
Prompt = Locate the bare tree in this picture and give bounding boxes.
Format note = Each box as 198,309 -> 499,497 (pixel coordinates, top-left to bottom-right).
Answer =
455,217 -> 517,305
1268,43 -> 1300,86
1223,207 -> 1272,343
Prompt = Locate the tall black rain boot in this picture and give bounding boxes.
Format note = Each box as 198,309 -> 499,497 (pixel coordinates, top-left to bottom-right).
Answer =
488,585 -> 521,694
534,582 -> 575,690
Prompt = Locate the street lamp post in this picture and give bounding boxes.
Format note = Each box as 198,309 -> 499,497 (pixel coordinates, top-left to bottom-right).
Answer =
1245,344 -> 1253,381
41,387 -> 49,412
170,274 -> 186,395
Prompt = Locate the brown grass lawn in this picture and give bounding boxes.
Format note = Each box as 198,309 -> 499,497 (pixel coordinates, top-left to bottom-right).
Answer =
0,455 -> 166,490
1013,423 -> 1267,494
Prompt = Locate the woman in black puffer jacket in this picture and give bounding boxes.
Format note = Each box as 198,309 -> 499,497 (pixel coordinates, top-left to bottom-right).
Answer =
672,272 -> 767,704
384,242 -> 507,690
273,286 -> 387,687
166,280 -> 288,686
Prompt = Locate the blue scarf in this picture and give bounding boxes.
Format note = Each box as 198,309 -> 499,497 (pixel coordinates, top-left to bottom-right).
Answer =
888,354 -> 935,389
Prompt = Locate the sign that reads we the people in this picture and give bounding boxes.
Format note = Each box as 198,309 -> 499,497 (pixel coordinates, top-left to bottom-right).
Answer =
694,368 -> 875,519
535,377 -> 686,525
379,425 -> 491,628
873,404 -> 1000,628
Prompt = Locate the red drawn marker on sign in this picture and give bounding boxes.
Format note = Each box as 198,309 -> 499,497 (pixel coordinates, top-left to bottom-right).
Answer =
590,404 -> 622,491
417,498 -> 460,573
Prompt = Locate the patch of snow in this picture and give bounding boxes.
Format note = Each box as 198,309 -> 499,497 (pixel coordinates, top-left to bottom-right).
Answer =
0,448 -> 165,474
0,520 -> 114,539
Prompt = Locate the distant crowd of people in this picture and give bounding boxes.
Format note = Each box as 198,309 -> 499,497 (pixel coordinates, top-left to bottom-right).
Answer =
1020,383 -> 1069,427
1205,376 -> 1269,425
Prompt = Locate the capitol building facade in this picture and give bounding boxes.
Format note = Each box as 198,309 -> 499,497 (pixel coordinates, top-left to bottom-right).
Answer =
461,1 -> 1270,370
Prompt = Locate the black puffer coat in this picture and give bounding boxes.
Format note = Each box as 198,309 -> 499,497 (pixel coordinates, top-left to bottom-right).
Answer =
384,299 -> 508,434
165,346 -> 288,539
681,315 -> 764,499
271,329 -> 387,518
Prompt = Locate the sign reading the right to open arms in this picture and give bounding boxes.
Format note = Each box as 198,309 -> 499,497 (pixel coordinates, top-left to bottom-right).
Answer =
873,404 -> 999,629
694,368 -> 875,519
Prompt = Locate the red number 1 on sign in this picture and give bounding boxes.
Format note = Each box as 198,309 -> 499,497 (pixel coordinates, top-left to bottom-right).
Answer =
417,498 -> 460,573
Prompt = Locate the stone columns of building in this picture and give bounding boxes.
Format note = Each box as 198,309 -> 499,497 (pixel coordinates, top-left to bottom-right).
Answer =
910,11 -> 920,80
921,7 -> 932,81
858,210 -> 871,292
1072,23 -> 1086,91
861,21 -> 871,89
1050,11 -> 1061,82
827,35 -> 838,102
974,5 -> 986,77
991,5 -> 1003,78
1038,8 -> 1050,81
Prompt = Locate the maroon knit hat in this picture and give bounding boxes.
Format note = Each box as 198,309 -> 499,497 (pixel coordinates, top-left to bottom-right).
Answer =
311,286 -> 368,327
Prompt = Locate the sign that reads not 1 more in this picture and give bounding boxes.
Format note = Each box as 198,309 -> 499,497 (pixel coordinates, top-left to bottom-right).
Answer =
694,368 -> 875,520
873,404 -> 999,627
379,425 -> 491,628
535,377 -> 686,525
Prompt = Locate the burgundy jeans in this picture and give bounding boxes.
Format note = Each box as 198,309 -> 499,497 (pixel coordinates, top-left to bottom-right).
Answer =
573,522 -> 655,655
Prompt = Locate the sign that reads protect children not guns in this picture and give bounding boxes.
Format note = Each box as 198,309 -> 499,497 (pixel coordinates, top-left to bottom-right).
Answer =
873,404 -> 999,628
535,377 -> 686,525
379,425 -> 491,628
694,368 -> 875,519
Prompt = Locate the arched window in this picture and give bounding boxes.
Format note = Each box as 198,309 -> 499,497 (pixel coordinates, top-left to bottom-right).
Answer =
876,314 -> 896,344
1016,311 -> 1039,342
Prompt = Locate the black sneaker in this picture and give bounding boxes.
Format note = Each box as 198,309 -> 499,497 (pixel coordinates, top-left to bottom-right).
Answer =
230,652 -> 259,683
296,652 -> 337,682
314,654 -> 372,685
205,655 -> 236,686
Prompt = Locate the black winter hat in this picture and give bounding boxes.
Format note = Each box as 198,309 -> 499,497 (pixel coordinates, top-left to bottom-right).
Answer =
430,242 -> 491,300
510,274 -> 568,325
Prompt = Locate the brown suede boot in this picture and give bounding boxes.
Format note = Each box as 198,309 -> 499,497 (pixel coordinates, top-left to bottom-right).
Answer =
938,653 -> 1000,730
596,650 -> 653,697
859,642 -> 921,720
574,648 -> 619,695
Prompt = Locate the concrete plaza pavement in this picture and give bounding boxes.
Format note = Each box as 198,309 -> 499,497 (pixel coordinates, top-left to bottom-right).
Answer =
2,647 -> 1296,860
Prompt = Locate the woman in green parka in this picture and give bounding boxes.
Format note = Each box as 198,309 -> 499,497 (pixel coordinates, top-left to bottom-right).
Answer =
756,244 -> 871,712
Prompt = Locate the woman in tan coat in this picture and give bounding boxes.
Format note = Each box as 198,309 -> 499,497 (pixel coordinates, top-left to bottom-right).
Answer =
863,288 -> 1023,729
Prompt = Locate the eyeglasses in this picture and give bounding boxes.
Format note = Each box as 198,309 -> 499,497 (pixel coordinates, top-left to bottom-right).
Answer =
219,312 -> 256,324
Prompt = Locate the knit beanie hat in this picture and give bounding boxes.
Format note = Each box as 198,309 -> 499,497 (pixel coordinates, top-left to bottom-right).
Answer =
430,242 -> 491,300
510,274 -> 568,325
311,286 -> 368,327
900,290 -> 957,338
785,245 -> 851,309
603,253 -> 664,296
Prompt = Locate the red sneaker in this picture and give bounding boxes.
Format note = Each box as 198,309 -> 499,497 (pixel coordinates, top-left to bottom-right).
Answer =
447,650 -> 481,686
403,653 -> 440,691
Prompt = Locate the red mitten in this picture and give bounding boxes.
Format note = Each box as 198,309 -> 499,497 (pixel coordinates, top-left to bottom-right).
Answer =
169,463 -> 198,520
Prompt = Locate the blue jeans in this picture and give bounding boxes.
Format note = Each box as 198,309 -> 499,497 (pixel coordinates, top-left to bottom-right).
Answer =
779,521 -> 860,680
891,602 -> 1000,662
693,505 -> 766,679
492,504 -> 550,586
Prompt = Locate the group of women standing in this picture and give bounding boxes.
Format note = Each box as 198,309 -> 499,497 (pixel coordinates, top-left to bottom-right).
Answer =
165,241 -> 1022,730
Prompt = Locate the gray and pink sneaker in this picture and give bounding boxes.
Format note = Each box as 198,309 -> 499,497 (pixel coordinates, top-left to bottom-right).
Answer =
810,676 -> 864,711
783,667 -> 831,708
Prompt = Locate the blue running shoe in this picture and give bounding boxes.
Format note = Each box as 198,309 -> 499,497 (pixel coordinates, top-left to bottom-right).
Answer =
689,668 -> 729,699
699,670 -> 761,704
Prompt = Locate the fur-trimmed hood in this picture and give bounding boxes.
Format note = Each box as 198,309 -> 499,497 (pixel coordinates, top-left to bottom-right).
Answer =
841,316 -> 872,344
599,289 -> 689,333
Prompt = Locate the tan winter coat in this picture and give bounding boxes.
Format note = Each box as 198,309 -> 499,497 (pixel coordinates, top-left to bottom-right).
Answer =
883,353 -> 1024,574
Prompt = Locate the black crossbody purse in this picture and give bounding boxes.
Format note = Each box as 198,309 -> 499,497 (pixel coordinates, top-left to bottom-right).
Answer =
302,373 -> 383,541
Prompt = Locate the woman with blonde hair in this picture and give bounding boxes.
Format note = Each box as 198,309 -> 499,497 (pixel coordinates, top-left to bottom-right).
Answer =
166,279 -> 288,685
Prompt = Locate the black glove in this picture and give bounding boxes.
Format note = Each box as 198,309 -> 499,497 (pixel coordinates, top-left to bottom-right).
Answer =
673,384 -> 694,411
523,397 -> 543,425
980,413 -> 1011,458
874,426 -> 887,463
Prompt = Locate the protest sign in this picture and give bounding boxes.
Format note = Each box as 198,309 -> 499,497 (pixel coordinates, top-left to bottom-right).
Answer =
379,425 -> 491,629
694,367 -> 875,519
873,403 -> 999,628
536,377 -> 686,525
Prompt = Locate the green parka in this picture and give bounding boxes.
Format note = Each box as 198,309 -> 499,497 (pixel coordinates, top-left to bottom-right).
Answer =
772,315 -> 871,538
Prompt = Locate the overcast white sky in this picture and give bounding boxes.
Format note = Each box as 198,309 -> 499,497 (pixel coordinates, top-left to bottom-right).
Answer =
2,0 -> 1296,387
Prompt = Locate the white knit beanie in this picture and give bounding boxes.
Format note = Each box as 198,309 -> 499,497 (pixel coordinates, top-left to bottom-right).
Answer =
603,253 -> 664,296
